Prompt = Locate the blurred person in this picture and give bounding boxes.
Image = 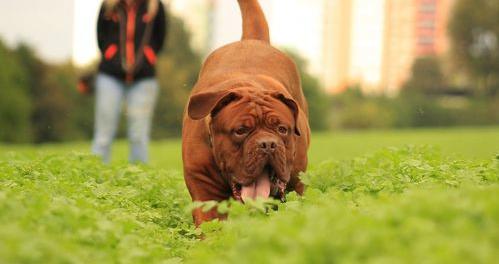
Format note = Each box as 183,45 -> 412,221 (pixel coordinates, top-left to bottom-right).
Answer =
92,0 -> 167,163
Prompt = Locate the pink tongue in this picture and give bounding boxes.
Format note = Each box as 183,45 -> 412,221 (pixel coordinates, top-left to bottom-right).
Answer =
241,171 -> 271,203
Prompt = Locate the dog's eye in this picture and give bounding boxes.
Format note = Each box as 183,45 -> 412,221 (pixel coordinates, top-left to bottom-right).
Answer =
277,125 -> 288,135
234,126 -> 249,136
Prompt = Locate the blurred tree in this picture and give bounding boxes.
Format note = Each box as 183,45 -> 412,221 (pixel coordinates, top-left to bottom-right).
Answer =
285,50 -> 331,131
401,56 -> 446,95
331,87 -> 398,129
399,57 -> 460,127
0,40 -> 32,142
49,63 -> 94,140
448,0 -> 499,95
15,44 -> 74,142
152,11 -> 202,138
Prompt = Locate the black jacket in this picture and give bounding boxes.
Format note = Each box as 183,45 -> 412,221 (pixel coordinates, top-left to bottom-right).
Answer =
97,0 -> 167,82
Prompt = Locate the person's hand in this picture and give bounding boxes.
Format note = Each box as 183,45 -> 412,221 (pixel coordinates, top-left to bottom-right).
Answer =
144,45 -> 157,65
77,73 -> 95,95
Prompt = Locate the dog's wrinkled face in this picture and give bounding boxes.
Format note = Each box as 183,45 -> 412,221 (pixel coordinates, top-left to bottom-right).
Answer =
188,87 -> 300,202
211,90 -> 297,202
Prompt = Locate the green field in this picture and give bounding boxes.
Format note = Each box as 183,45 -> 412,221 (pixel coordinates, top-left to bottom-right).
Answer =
2,126 -> 498,169
0,127 -> 498,263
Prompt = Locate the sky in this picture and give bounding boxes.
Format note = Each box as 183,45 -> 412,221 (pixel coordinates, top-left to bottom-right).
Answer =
73,0 -> 101,65
0,0 -> 74,63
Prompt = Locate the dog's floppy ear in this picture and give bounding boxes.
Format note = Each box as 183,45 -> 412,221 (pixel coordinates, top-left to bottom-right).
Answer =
188,91 -> 242,120
272,92 -> 301,136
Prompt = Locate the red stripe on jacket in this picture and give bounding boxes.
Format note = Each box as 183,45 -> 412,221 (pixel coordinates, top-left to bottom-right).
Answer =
126,3 -> 137,82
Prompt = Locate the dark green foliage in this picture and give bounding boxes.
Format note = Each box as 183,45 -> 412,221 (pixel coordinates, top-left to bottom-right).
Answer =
15,44 -> 79,142
448,0 -> 499,95
153,12 -> 202,138
0,39 -> 94,143
331,88 -> 395,129
58,63 -> 95,140
332,92 -> 499,129
0,41 -> 32,142
299,63 -> 331,131
402,56 -> 446,95
331,54 -> 499,129
285,50 -> 331,131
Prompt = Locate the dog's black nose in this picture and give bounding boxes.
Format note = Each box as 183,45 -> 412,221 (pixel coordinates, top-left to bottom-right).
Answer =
258,138 -> 277,153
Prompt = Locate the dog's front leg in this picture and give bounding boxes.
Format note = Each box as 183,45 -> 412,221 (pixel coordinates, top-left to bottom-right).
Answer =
183,168 -> 230,227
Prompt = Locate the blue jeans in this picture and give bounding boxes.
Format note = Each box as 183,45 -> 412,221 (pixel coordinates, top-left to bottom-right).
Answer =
92,73 -> 158,163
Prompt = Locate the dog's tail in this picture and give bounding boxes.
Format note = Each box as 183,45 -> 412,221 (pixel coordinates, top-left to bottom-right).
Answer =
237,0 -> 270,43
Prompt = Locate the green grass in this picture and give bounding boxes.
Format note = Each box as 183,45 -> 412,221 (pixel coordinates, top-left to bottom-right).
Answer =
0,127 -> 498,263
2,126 -> 498,169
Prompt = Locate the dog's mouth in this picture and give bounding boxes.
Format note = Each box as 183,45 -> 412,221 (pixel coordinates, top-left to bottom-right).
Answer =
231,164 -> 287,203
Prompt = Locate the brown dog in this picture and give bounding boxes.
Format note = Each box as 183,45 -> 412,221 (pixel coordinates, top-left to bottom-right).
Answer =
182,0 -> 310,226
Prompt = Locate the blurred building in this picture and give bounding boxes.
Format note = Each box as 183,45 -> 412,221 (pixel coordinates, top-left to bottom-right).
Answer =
322,0 -> 353,94
350,0 -> 386,93
323,0 -> 456,94
380,0 -> 456,94
322,0 -> 386,93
